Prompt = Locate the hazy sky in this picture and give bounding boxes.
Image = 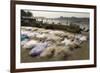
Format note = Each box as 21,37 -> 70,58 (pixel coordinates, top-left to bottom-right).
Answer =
24,10 -> 89,18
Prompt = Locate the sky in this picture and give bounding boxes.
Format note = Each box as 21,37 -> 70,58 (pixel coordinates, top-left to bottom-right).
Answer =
24,10 -> 90,18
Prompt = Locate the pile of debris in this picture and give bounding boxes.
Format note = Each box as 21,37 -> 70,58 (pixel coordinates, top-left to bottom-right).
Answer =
21,26 -> 87,59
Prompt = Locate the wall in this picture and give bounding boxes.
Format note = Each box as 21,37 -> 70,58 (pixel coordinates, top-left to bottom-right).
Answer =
0,0 -> 100,73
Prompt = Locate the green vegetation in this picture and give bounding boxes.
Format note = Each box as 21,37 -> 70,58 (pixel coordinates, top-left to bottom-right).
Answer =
21,10 -> 33,17
21,19 -> 81,33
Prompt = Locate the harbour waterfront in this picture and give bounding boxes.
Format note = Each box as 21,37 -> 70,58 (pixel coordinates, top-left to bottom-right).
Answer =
21,10 -> 89,63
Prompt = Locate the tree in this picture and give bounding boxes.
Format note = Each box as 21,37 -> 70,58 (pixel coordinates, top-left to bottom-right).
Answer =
21,10 -> 26,17
21,10 -> 34,26
26,11 -> 33,17
21,10 -> 33,17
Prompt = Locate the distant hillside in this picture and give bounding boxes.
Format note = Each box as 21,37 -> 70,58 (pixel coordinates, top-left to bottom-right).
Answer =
54,17 -> 89,25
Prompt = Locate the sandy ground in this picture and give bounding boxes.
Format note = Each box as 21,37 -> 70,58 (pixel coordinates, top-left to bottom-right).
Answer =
21,41 -> 89,63
21,26 -> 89,63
